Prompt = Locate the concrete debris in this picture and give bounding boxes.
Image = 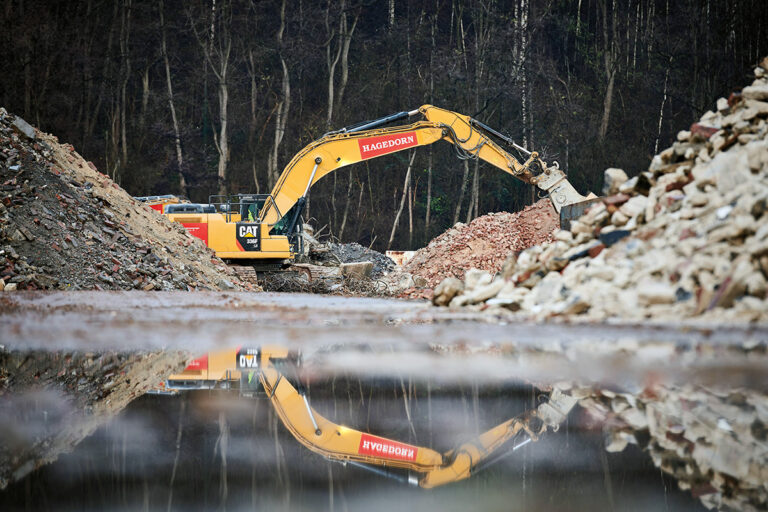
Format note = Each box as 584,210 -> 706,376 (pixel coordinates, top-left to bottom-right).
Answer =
579,386 -> 768,512
0,108 -> 250,292
399,199 -> 559,290
432,277 -> 464,306
308,241 -> 394,278
339,261 -> 373,278
10,117 -> 35,141
602,167 -> 629,195
431,62 -> 768,323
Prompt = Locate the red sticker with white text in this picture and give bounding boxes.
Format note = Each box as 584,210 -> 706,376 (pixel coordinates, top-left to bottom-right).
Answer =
358,433 -> 418,461
358,132 -> 418,160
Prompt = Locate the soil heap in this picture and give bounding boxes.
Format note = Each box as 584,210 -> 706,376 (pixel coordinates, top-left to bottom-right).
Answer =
402,199 -> 558,289
433,58 -> 768,323
0,108 -> 247,291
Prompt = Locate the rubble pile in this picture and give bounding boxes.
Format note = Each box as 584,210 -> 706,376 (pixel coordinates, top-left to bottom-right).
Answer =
402,199 -> 558,288
579,386 -> 768,511
0,109 -> 247,291
309,241 -> 395,278
433,59 -> 768,322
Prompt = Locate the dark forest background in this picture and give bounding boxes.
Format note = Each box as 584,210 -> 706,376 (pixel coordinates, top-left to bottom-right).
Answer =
2,0 -> 767,250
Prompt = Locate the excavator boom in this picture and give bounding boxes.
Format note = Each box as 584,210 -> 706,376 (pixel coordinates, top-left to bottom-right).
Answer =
251,347 -> 577,488
260,105 -> 593,228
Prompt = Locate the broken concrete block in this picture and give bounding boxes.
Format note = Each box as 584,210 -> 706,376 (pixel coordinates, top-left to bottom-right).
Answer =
464,269 -> 492,291
742,84 -> 768,101
465,279 -> 505,304
339,261 -> 373,278
432,277 -> 464,307
537,389 -> 578,427
11,117 -> 36,140
618,175 -> 639,194
637,282 -> 677,305
605,431 -> 638,453
619,195 -> 649,218
602,168 -> 629,195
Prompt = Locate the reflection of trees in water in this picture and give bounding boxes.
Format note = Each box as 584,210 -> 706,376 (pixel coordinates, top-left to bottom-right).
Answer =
0,378 -> 703,511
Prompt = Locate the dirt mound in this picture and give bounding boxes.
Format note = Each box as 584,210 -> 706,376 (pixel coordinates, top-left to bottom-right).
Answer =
0,109 -> 248,291
402,199 -> 558,288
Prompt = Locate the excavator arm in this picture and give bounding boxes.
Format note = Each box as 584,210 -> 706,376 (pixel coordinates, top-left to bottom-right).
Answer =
259,105 -> 593,228
255,347 -> 577,488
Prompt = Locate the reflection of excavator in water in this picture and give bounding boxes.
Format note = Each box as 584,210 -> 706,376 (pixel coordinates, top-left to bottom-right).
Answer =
166,105 -> 596,264
156,346 -> 577,489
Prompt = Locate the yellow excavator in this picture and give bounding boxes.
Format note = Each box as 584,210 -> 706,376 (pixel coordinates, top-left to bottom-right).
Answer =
165,105 -> 595,264
156,346 -> 577,488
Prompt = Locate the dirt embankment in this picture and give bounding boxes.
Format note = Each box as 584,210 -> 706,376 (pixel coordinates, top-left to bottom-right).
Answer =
0,109 -> 248,292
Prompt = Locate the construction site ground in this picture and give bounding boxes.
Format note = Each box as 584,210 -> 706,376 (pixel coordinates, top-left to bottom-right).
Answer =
3,60 -> 768,512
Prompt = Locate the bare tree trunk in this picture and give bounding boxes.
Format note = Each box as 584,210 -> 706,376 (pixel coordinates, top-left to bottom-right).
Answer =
336,9 -> 359,119
520,0 -> 529,147
325,2 -> 343,128
425,147 -> 432,239
247,49 -> 260,192
388,151 -> 416,249
598,0 -> 619,142
268,0 -> 290,188
216,67 -> 230,196
576,0 -> 583,35
655,56 -> 672,154
140,68 -> 149,133
339,175 -> 354,240
407,175 -> 413,247
119,0 -> 132,179
188,0 -> 233,196
466,159 -> 479,223
453,159 -> 470,225
215,411 -> 229,509
160,0 -> 186,195
424,2 -> 437,240
85,2 -> 118,145
166,398 -> 186,512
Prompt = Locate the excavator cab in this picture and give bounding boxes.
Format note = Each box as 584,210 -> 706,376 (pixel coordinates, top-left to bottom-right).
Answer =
236,195 -> 268,222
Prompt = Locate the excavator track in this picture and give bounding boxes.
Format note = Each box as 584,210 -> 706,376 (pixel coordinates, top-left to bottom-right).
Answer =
229,263 -> 340,286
